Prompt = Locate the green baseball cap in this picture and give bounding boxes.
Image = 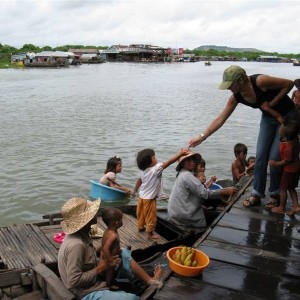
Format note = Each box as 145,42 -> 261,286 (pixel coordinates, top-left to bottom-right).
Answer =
218,65 -> 246,90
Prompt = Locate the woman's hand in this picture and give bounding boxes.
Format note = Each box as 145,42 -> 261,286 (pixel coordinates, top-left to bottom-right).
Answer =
188,135 -> 203,148
96,251 -> 121,274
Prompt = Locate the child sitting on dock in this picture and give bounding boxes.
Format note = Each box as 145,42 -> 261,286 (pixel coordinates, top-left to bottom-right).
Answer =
269,119 -> 300,215
101,207 -> 163,290
231,143 -> 255,185
133,148 -> 188,239
100,156 -> 131,195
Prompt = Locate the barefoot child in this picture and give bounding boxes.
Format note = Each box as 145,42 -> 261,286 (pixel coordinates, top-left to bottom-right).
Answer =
101,207 -> 163,290
100,156 -> 131,194
232,143 -> 254,186
134,148 -> 188,239
269,119 -> 300,215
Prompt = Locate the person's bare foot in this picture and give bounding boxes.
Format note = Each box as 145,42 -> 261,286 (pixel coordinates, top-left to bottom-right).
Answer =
271,206 -> 285,214
287,207 -> 300,216
147,232 -> 160,239
148,265 -> 163,286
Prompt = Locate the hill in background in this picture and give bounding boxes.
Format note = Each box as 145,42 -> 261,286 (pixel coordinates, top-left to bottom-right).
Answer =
194,45 -> 264,53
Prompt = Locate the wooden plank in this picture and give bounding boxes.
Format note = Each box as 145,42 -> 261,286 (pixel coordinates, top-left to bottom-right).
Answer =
12,290 -> 42,300
33,264 -> 75,300
218,212 -> 300,241
0,268 -> 29,287
153,276 -> 266,300
200,240 -> 300,279
206,226 -> 300,260
170,260 -> 300,300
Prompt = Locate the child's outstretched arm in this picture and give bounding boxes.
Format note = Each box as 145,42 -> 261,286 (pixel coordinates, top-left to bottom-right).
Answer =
107,178 -> 131,195
269,159 -> 288,167
162,148 -> 189,169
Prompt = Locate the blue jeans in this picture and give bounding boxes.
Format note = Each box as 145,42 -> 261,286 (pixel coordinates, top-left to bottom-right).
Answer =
252,108 -> 299,198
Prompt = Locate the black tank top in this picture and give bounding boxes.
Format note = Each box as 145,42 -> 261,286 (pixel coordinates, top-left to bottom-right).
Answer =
234,74 -> 294,118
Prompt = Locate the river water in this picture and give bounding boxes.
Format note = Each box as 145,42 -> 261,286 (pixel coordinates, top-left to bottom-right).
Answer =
0,61 -> 298,226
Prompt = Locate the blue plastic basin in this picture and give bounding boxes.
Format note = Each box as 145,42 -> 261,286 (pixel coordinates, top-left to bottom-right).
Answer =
90,180 -> 128,202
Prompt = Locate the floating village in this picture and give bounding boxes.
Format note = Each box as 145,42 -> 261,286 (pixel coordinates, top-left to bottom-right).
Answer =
10,44 -> 300,67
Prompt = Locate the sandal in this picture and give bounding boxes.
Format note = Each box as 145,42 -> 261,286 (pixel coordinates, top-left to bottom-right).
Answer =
243,195 -> 261,208
264,194 -> 280,211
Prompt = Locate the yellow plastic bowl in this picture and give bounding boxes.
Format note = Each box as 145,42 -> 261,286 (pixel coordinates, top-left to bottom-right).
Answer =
166,246 -> 210,277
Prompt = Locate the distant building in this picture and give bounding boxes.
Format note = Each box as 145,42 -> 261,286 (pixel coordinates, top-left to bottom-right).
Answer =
257,55 -> 283,62
102,44 -> 167,62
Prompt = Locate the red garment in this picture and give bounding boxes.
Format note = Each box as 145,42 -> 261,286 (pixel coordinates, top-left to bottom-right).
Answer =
279,138 -> 300,173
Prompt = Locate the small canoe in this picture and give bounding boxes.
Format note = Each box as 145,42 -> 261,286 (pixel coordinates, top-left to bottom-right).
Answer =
90,180 -> 128,202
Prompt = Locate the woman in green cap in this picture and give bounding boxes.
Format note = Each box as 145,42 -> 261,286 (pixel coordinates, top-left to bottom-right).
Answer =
189,65 -> 299,208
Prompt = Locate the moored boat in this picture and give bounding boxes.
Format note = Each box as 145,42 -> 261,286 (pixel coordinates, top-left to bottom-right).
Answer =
24,51 -> 74,67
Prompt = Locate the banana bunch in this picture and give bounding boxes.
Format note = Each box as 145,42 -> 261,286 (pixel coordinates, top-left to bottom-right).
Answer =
172,246 -> 198,267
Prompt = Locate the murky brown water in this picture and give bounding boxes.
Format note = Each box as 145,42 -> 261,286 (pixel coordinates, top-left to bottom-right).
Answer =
0,61 -> 298,226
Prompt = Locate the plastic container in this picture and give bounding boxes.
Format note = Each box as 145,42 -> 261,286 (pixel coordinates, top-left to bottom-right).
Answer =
90,180 -> 128,202
210,183 -> 222,190
166,246 -> 210,277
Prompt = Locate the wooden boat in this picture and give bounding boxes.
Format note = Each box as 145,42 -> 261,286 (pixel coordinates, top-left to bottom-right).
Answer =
0,203 -> 204,299
24,51 -> 73,68
90,179 -> 129,202
293,60 -> 300,66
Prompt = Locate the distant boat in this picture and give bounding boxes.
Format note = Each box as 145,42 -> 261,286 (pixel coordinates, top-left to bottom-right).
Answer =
293,60 -> 300,66
205,61 -> 212,66
24,51 -> 73,67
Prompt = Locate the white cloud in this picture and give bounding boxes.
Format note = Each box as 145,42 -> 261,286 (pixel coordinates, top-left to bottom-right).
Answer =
0,0 -> 299,53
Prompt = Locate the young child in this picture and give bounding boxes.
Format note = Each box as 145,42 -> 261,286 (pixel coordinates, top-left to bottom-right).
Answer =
269,119 -> 300,215
134,148 -> 188,239
231,143 -> 254,185
246,156 -> 256,175
195,157 -> 217,188
195,157 -> 228,208
101,207 -> 163,290
292,79 -> 300,121
100,156 -> 131,194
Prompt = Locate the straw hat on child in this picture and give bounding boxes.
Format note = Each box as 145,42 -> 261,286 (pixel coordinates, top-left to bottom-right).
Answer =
61,197 -> 101,234
176,151 -> 202,172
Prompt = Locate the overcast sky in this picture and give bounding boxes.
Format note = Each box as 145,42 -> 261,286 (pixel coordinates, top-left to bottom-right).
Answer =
1,0 -> 299,53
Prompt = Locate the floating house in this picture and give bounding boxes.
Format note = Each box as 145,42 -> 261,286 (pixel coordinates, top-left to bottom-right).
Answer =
24,51 -> 74,67
102,44 -> 167,62
257,55 -> 283,62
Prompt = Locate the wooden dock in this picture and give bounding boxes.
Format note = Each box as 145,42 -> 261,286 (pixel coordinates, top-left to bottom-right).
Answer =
152,178 -> 300,300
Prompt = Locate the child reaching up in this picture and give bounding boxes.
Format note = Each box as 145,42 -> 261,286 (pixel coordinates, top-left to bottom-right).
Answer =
101,207 -> 163,290
134,148 -> 189,239
269,119 -> 300,215
231,143 -> 254,185
100,156 -> 131,195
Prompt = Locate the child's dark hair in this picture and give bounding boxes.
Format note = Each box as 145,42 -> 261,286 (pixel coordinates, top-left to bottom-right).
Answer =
137,149 -> 155,171
234,143 -> 248,156
197,157 -> 206,168
282,118 -> 299,141
104,156 -> 122,174
102,207 -> 122,227
247,156 -> 255,163
294,79 -> 300,88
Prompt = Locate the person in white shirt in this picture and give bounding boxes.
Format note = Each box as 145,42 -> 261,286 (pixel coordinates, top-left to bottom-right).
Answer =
133,148 -> 188,239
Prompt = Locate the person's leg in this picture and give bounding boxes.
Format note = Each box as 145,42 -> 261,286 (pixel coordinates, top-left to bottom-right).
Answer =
271,190 -> 287,214
287,189 -> 300,215
136,197 -> 145,231
252,115 -> 279,198
130,259 -> 163,284
143,199 -> 158,238
203,209 -> 219,226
